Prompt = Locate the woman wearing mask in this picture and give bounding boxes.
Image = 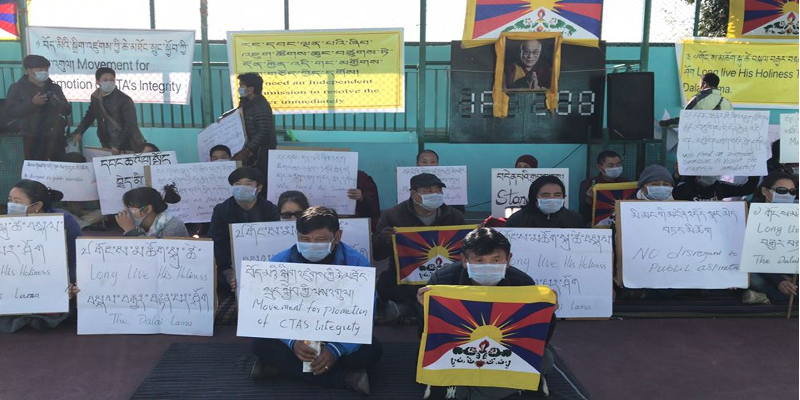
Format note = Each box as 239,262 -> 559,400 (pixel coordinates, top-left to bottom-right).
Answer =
116,185 -> 188,238
72,67 -> 145,154
743,171 -> 798,305
278,190 -> 310,221
636,165 -> 675,201
1,180 -> 81,332
505,175 -> 582,228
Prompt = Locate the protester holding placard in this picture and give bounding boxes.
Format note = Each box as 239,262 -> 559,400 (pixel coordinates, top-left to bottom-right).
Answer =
5,55 -> 71,161
579,150 -> 629,224
278,190 -> 310,221
767,140 -> 799,176
116,186 -> 188,238
514,154 -> 538,168
233,73 -> 276,175
250,207 -> 380,394
72,67 -> 145,155
209,167 -> 280,296
210,144 -> 232,162
351,170 -> 381,231
374,173 -> 465,322
416,149 -> 439,166
635,165 -> 675,201
142,143 -> 160,153
505,175 -> 582,228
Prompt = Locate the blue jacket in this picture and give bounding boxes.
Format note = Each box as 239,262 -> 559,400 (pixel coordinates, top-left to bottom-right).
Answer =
270,241 -> 370,360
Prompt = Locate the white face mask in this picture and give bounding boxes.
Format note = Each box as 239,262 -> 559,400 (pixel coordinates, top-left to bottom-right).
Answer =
604,166 -> 623,179
646,186 -> 673,201
7,202 -> 29,215
771,191 -> 796,203
99,81 -> 116,93
415,192 -> 444,211
467,262 -> 506,286
33,71 -> 49,82
537,198 -> 564,214
238,86 -> 248,97
296,241 -> 332,262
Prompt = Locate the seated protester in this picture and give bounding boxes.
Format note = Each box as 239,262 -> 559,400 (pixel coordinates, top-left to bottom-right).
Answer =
116,185 -> 188,238
142,142 -> 160,153
635,165 -> 675,201
416,149 -> 439,166
1,180 -> 81,333
743,171 -> 798,305
349,170 -> 381,231
579,150 -> 629,224
278,190 -> 310,221
58,152 -> 105,230
210,144 -> 232,161
251,207 -> 381,394
672,162 -> 758,200
767,140 -> 799,176
209,167 -> 280,295
374,173 -> 465,322
505,175 -> 582,228
514,154 -> 538,169
416,228 -> 556,399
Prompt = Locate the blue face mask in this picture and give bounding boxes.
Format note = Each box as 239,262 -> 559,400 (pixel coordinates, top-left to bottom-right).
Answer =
646,186 -> 673,201
296,241 -> 332,262
467,262 -> 506,286
238,86 -> 247,97
604,166 -> 623,179
7,202 -> 29,215
771,191 -> 796,203
231,185 -> 257,202
537,198 -> 564,214
415,192 -> 444,211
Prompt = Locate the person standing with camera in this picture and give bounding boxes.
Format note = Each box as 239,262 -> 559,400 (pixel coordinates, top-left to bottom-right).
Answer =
5,55 -> 71,161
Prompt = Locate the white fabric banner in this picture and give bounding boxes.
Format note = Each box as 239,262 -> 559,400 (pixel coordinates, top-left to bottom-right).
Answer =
148,161 -> 237,223
22,160 -> 99,201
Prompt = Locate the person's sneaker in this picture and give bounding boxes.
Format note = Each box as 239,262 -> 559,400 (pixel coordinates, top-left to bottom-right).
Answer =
423,385 -> 458,399
742,289 -> 771,305
540,376 -> 549,397
250,359 -> 281,380
344,369 -> 370,395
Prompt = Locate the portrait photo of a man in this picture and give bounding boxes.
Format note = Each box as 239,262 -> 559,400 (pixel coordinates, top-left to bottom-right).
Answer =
502,38 -> 555,91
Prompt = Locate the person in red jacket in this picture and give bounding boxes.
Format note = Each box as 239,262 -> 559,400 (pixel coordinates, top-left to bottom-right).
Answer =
348,170 -> 381,232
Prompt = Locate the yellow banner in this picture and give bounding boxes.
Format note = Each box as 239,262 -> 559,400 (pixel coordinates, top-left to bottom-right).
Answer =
227,29 -> 404,114
679,40 -> 799,107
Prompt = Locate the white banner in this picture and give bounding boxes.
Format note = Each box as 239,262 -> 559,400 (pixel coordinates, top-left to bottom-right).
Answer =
237,261 -> 375,344
490,168 -> 570,218
76,238 -> 214,336
740,203 -> 799,274
678,110 -> 769,176
147,161 -> 237,223
0,215 -> 69,315
495,228 -> 612,318
93,151 -> 178,215
618,201 -> 748,289
197,110 -> 246,162
780,113 -> 799,164
22,160 -> 99,201
396,166 -> 468,206
267,150 -> 358,215
26,26 -> 195,104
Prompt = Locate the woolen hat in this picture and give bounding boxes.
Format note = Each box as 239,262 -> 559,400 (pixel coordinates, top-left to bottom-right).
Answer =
638,165 -> 674,188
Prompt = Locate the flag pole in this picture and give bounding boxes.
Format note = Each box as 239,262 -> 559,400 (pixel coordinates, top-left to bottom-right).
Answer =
787,275 -> 796,319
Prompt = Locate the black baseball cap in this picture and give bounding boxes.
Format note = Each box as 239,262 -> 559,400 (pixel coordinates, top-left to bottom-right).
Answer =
410,173 -> 446,190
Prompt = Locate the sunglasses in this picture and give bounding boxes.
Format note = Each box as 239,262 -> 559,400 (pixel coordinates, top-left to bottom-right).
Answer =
280,211 -> 304,219
772,187 -> 798,196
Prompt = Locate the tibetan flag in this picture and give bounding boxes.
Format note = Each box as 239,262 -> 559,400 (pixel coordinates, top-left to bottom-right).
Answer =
392,225 -> 477,285
416,285 -> 556,391
728,0 -> 799,38
0,0 -> 18,40
591,181 -> 639,227
462,0 -> 603,47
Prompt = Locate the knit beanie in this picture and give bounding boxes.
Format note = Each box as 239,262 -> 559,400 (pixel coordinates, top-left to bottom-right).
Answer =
638,165 -> 674,188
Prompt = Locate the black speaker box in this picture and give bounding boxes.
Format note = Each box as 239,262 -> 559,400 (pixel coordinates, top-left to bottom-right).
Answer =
607,72 -> 654,141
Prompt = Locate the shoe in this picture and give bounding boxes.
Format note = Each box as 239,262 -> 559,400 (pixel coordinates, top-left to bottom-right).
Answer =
250,359 -> 281,380
540,376 -> 549,397
423,385 -> 458,399
344,369 -> 370,395
742,289 -> 770,305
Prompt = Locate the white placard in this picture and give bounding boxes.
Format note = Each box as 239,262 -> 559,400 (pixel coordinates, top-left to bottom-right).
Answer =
267,150 -> 358,215
490,168 -> 570,218
678,110 -> 769,176
76,238 -> 214,336
495,228 -> 612,318
740,204 -> 799,274
0,215 -> 69,315
197,110 -> 246,162
26,26 -> 195,104
618,201 -> 748,289
22,160 -> 99,201
83,146 -> 113,162
148,161 -> 237,223
230,218 -> 372,290
237,261 -> 375,344
396,166 -> 468,205
93,151 -> 178,215
780,113 -> 799,164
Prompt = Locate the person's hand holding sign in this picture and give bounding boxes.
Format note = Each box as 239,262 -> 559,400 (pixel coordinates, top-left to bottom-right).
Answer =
310,347 -> 336,375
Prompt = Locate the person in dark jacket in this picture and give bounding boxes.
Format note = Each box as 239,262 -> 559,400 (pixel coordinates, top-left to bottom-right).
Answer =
5,55 -> 71,161
348,170 -> 381,231
579,150 -> 629,224
373,173 -> 465,321
416,227 -> 556,399
505,175 -> 582,228
234,73 -> 276,177
672,173 -> 759,201
72,67 -> 145,154
250,207 -> 381,395
208,167 -> 280,296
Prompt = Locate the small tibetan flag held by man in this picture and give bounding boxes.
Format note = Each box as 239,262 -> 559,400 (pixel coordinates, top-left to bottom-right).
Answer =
392,225 -> 477,285
0,0 -> 18,39
416,285 -> 557,391
592,181 -> 639,227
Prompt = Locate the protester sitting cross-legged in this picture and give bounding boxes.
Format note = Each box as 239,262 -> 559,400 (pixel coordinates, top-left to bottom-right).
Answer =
208,167 -> 280,296
278,190 -> 310,221
373,173 -> 465,322
250,206 -> 382,395
505,175 -> 582,228
117,185 -> 188,238
579,150 -> 629,224
635,164 -> 675,201
210,144 -> 232,162
416,227 -> 557,399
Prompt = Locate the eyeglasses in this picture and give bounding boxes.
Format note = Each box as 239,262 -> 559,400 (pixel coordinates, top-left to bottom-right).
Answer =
280,211 -> 304,219
772,187 -> 798,196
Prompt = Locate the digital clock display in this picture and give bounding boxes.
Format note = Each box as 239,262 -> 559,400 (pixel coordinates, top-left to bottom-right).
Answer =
449,41 -> 606,143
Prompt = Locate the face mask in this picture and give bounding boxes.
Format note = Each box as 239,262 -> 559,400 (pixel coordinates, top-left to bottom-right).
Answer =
604,166 -> 623,179
128,207 -> 148,226
99,81 -> 115,93
296,241 -> 332,262
467,262 -> 506,286
537,198 -> 564,214
231,185 -> 257,202
7,202 -> 29,215
696,175 -> 718,187
34,71 -> 49,82
238,86 -> 247,97
415,192 -> 444,211
771,191 -> 796,203
646,186 -> 673,201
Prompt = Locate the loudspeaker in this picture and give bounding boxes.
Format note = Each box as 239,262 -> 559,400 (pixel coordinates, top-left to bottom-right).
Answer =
607,72 -> 654,141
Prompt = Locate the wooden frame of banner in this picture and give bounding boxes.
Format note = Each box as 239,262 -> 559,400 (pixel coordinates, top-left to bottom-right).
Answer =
392,224 -> 479,285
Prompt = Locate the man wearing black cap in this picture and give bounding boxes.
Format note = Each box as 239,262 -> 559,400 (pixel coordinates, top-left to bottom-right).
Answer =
5,54 -> 71,160
372,173 -> 465,322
